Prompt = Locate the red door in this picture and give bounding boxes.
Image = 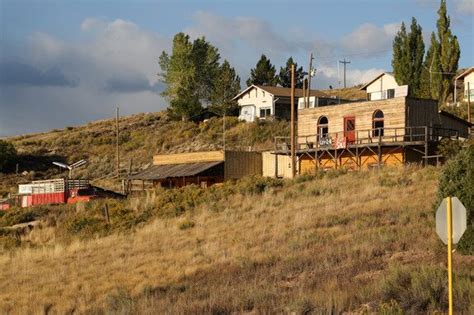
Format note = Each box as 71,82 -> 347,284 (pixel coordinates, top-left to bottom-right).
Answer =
344,116 -> 356,143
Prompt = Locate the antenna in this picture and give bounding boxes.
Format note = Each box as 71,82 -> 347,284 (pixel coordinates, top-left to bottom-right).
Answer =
52,159 -> 87,178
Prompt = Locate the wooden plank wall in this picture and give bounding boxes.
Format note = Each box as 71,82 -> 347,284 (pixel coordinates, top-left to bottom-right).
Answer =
406,98 -> 438,128
224,151 -> 262,180
262,152 -> 295,178
298,97 -> 407,142
153,151 -> 224,165
299,148 -> 404,173
438,114 -> 469,138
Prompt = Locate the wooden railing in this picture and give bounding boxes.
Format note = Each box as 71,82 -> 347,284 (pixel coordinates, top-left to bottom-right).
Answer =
275,126 -> 459,152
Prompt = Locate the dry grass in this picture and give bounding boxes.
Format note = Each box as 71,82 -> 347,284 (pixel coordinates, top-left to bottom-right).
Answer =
0,166 -> 472,314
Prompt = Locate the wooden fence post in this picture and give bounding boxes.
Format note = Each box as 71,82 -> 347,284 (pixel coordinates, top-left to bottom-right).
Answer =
104,203 -> 110,224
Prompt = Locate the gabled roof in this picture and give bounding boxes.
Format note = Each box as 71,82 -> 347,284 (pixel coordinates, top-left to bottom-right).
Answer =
359,72 -> 395,90
456,67 -> 474,80
233,85 -> 329,100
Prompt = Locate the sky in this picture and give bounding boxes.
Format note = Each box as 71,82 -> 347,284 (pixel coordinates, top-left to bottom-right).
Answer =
0,0 -> 473,137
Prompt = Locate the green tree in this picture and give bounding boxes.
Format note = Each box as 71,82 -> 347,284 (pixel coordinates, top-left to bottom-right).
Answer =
436,0 -> 460,105
159,33 -> 221,120
420,32 -> 441,99
209,60 -> 241,116
437,145 -> 474,254
392,18 -> 425,97
0,140 -> 16,172
278,57 -> 304,88
246,54 -> 278,87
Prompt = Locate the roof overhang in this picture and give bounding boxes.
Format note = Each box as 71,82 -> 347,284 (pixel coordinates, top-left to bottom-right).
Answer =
456,67 -> 474,80
439,110 -> 473,127
129,161 -> 224,180
359,72 -> 394,90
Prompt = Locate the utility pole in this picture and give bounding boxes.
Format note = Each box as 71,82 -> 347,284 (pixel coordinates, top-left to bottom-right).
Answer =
116,107 -> 120,178
468,82 -> 471,135
290,64 -> 296,178
306,53 -> 314,108
339,58 -> 351,88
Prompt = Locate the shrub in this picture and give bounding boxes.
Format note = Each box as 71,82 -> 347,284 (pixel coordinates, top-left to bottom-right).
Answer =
436,138 -> 463,160
0,140 -> 17,172
437,145 -> 474,254
0,206 -> 49,227
379,265 -> 471,314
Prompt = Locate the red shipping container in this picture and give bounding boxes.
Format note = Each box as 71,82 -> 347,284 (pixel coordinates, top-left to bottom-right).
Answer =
31,192 -> 66,206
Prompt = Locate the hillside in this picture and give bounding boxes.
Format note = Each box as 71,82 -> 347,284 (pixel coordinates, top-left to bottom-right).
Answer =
0,166 -> 472,314
1,112 -> 289,195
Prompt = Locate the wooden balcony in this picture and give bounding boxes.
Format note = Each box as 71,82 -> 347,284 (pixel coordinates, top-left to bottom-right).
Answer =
274,126 -> 460,154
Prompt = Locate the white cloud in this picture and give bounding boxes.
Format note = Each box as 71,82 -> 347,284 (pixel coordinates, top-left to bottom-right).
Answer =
1,18 -> 170,136
80,17 -> 107,31
455,0 -> 474,15
340,22 -> 400,57
315,65 -> 385,89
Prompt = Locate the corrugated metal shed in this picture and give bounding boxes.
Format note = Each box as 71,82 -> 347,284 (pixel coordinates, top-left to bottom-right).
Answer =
129,161 -> 224,180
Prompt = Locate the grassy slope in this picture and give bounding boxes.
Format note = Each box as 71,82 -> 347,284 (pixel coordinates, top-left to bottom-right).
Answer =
0,166 -> 472,314
1,113 -> 289,194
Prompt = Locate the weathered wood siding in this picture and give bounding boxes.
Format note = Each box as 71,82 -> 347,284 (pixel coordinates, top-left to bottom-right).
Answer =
224,151 -> 262,180
297,97 -> 407,143
153,151 -> 224,165
438,114 -> 469,138
405,98 -> 438,128
406,98 -> 469,137
262,152 -> 295,178
299,148 -> 404,173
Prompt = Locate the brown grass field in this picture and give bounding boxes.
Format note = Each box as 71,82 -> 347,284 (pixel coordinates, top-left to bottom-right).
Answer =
0,166 -> 473,314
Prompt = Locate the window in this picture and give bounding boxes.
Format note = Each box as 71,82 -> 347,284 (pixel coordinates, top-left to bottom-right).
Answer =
317,116 -> 329,137
387,89 -> 395,99
260,107 -> 271,118
372,110 -> 384,137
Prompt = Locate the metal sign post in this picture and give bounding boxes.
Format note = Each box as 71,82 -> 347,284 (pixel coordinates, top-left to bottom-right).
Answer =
436,196 -> 467,315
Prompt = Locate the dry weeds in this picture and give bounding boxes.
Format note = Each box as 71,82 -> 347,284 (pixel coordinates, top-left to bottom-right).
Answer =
0,166 -> 472,314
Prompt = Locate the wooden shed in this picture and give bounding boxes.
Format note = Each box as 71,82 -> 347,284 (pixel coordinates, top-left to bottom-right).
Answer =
127,151 -> 262,192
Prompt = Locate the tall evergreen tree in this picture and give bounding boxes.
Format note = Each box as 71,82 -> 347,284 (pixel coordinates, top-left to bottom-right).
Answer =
420,32 -> 441,99
246,54 -> 278,87
278,57 -> 304,88
436,0 -> 460,104
209,60 -> 241,116
392,18 -> 425,97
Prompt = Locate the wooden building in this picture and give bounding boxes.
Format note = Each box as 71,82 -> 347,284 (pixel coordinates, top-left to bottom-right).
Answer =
273,96 -> 471,173
127,151 -> 262,192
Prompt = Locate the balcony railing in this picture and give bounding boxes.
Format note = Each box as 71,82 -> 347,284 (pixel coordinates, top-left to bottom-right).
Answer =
275,126 -> 459,152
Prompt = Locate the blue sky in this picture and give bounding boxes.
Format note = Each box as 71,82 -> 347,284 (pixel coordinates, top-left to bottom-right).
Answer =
1,0 -> 473,136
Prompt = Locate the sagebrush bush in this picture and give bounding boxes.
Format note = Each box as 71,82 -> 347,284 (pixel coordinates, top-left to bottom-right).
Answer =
382,264 -> 473,313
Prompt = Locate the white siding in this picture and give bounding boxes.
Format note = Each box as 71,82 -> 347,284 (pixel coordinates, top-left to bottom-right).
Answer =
366,73 -> 399,100
237,87 -> 274,121
463,72 -> 474,101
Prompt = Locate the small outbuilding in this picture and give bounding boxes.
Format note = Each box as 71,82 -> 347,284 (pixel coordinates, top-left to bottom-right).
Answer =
127,151 -> 262,192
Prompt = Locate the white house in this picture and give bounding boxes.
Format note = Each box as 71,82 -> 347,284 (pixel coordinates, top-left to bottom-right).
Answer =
456,67 -> 474,102
360,72 -> 408,100
234,85 -> 331,122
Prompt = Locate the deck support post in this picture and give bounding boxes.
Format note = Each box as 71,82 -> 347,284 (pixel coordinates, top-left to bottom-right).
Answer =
274,138 -> 278,178
377,132 -> 382,168
424,126 -> 429,167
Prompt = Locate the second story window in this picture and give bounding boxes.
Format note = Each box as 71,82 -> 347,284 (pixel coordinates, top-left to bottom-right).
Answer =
318,116 -> 329,137
372,110 -> 384,137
